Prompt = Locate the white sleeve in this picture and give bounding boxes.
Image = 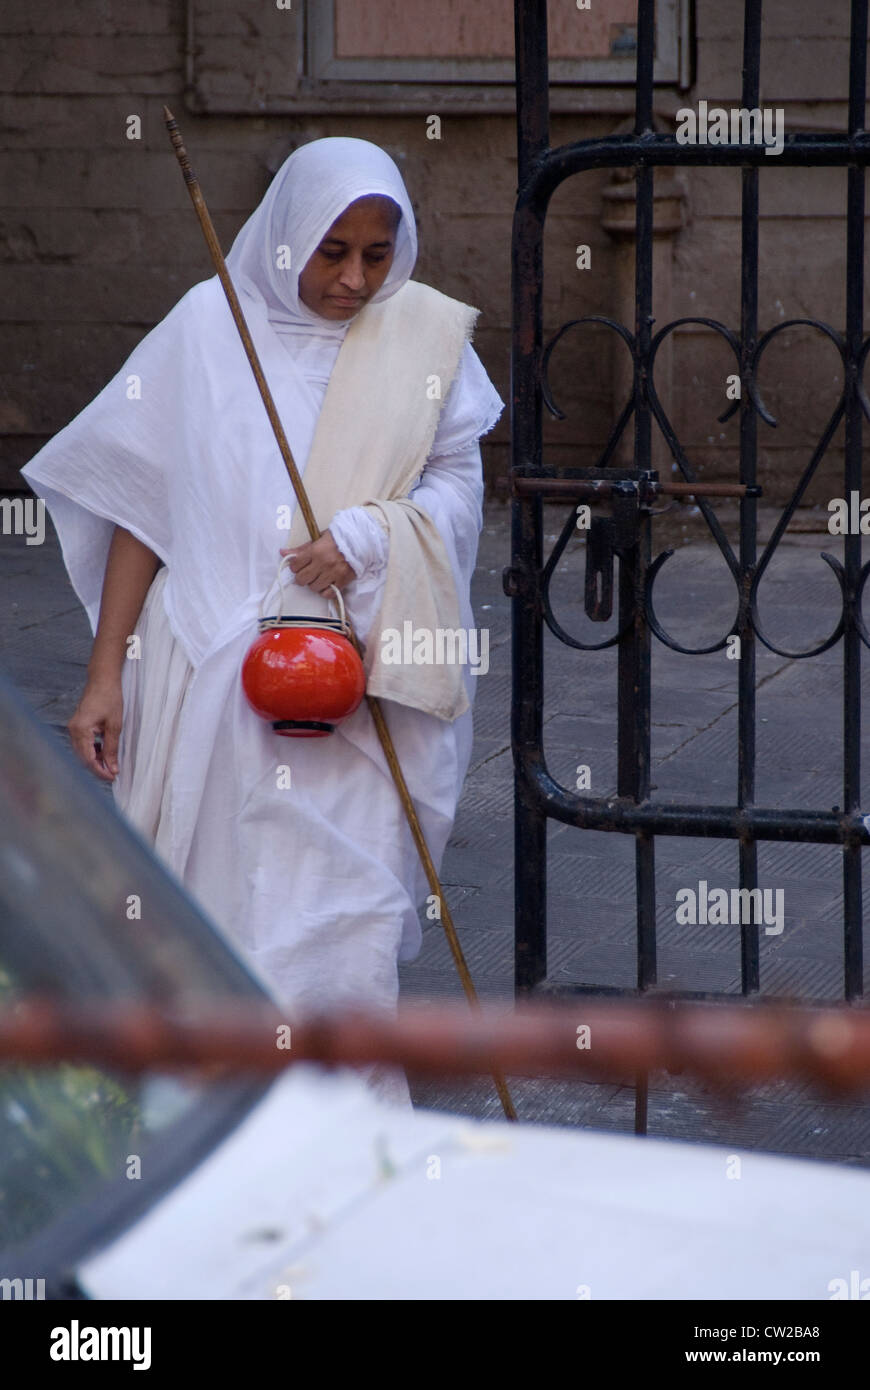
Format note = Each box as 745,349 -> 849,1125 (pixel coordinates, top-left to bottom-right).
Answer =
328,506 -> 389,580
408,441 -> 485,593
430,340 -> 504,459
405,342 -> 503,583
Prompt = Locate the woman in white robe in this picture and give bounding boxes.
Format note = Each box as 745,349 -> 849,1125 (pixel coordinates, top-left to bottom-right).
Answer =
21,138 -> 503,1101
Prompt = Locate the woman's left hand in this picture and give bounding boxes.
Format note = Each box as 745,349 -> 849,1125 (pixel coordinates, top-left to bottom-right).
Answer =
280,530 -> 356,594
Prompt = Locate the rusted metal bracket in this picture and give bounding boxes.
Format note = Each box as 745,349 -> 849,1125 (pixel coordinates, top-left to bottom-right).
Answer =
502,565 -> 531,598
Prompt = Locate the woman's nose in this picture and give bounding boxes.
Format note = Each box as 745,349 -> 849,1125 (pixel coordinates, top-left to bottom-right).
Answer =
339,255 -> 366,290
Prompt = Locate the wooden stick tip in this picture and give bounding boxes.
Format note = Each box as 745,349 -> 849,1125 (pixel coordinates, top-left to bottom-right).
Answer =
163,105 -> 175,123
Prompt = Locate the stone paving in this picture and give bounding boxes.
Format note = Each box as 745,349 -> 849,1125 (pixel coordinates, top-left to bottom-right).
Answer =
2,500 -> 869,1163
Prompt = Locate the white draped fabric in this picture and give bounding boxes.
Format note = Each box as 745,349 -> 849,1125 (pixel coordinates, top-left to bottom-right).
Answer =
21,139 -> 503,1104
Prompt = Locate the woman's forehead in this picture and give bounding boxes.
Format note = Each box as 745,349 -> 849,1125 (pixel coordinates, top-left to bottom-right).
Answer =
321,195 -> 402,239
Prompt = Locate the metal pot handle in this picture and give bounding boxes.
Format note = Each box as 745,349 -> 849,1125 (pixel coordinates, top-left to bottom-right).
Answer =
259,554 -> 350,636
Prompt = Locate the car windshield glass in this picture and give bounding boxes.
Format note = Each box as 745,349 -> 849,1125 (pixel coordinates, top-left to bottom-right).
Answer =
0,674 -> 268,1259
0,962 -> 208,1250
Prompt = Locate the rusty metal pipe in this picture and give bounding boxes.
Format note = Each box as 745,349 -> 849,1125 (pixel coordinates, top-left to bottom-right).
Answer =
2,997 -> 870,1097
511,477 -> 760,501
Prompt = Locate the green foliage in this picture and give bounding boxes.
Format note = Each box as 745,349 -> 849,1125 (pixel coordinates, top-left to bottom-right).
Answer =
0,1063 -> 142,1246
0,964 -> 142,1247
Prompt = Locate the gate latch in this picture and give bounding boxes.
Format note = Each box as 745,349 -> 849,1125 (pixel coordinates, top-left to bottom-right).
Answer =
584,482 -> 638,622
585,516 -> 615,621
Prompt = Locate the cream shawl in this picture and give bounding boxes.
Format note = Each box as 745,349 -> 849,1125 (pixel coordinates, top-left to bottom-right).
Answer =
290,278 -> 477,721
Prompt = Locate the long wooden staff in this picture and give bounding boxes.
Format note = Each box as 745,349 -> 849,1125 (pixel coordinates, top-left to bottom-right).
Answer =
163,108 -> 516,1122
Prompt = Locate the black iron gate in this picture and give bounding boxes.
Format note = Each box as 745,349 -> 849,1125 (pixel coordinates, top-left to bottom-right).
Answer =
508,0 -> 870,1131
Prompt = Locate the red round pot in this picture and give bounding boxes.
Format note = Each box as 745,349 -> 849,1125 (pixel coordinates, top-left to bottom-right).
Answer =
242,619 -> 366,738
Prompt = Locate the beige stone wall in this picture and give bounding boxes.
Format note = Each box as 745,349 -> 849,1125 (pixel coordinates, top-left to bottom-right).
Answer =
1,1 -> 866,505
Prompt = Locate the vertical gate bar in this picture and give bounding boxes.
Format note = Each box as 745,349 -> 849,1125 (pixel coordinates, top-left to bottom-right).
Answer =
737,0 -> 763,996
512,0 -> 550,997
630,0 -> 656,1136
635,0 -> 655,135
842,0 -> 867,1000
514,0 -> 550,188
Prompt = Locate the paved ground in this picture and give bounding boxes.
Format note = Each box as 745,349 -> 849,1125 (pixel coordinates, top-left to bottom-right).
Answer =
3,499 -> 870,1163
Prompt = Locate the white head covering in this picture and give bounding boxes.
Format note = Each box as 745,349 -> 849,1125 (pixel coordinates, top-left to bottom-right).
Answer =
225,137 -> 418,337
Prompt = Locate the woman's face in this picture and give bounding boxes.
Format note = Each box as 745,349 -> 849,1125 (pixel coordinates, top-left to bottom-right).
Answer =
297,194 -> 400,320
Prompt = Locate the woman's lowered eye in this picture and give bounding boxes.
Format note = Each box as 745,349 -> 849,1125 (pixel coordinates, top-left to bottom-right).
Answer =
320,252 -> 389,264
318,243 -> 392,263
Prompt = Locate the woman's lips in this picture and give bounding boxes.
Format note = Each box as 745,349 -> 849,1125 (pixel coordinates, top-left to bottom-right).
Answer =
330,296 -> 363,307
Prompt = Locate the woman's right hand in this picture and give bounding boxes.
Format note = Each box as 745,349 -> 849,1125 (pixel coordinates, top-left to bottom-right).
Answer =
68,525 -> 159,783
68,678 -> 124,783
